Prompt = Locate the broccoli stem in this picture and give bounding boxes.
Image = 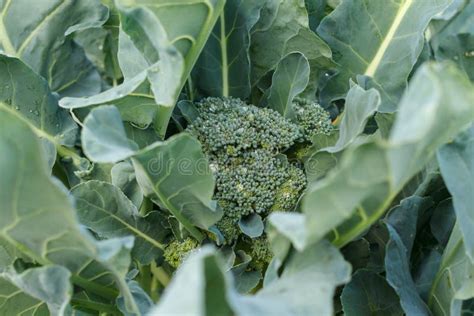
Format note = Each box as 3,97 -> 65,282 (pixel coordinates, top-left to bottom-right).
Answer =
70,299 -> 121,315
151,262 -> 170,287
71,275 -> 119,300
219,11 -> 229,97
137,264 -> 153,297
139,197 -> 153,216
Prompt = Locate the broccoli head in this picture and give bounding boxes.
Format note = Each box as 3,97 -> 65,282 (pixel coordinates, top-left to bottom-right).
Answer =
187,97 -> 329,256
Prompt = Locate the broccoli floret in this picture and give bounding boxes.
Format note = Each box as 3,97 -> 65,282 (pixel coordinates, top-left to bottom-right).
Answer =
271,163 -> 307,211
248,236 -> 273,271
293,98 -> 333,142
163,238 -> 199,269
215,150 -> 298,218
186,97 -> 307,245
188,97 -> 301,159
215,212 -> 241,243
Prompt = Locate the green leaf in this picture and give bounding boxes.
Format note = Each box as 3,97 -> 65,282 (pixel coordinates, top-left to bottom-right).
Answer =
0,0 -> 107,96
300,62 -> 474,248
116,280 -> 153,316
341,270 -> 402,316
239,214 -> 264,238
153,242 -> 351,316
388,64 -> 474,190
0,106 -> 97,270
72,180 -> 169,265
303,82 -> 379,179
0,55 -> 77,147
194,0 -> 266,98
0,265 -> 72,316
267,212 -> 307,251
0,239 -> 22,271
235,241 -> 351,316
305,0 -> 330,31
0,106 -> 143,315
131,133 -> 222,241
74,2 -> 122,82
303,141 -> 390,246
384,196 -> 434,315
302,83 -> 379,181
434,33 -> 474,81
250,0 -> 333,98
264,52 -> 310,119
429,224 -> 474,315
430,1 -> 474,48
437,125 -> 474,262
111,161 -> 144,208
59,53 -> 167,129
317,0 -> 451,111
375,112 -> 396,139
61,0 -> 225,136
430,198 -> 456,247
230,251 -> 261,293
82,105 -> 139,163
325,83 -> 380,152
151,246 -> 234,316
303,132 -> 340,181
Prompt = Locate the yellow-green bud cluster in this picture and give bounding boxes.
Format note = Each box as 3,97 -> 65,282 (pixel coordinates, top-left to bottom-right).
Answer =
249,236 -> 273,271
163,238 -> 199,269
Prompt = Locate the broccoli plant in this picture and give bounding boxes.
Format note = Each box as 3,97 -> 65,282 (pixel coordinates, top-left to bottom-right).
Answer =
0,0 -> 473,315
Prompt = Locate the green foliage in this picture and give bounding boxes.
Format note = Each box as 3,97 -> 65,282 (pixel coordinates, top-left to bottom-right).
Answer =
0,0 -> 474,314
317,0 -> 452,111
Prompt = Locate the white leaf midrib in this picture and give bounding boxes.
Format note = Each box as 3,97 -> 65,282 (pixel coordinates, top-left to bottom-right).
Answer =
364,0 -> 414,77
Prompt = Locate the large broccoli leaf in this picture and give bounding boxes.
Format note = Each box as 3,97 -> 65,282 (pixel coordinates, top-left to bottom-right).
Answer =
193,0 -> 266,99
0,0 -> 107,96
437,125 -> 474,262
60,0 -> 225,136
263,52 -> 310,119
0,56 -> 77,147
428,224 -> 474,315
341,270 -> 403,316
0,266 -> 72,316
132,133 -> 222,241
250,0 -> 334,99
72,180 -> 169,265
152,241 -> 350,316
317,0 -> 451,111
270,62 -> 474,249
0,106 -> 145,315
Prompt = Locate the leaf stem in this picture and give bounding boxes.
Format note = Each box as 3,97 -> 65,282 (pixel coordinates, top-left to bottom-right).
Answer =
151,262 -> 170,287
137,264 -> 152,295
219,11 -> 229,97
70,299 -> 121,315
55,144 -> 83,166
0,103 -> 84,165
332,192 -> 396,248
139,197 -> 153,216
71,275 -> 119,300
187,78 -> 195,101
